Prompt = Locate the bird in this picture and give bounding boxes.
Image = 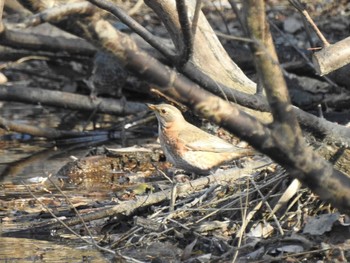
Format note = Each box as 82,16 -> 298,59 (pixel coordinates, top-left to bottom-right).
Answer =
148,103 -> 255,174
87,52 -> 127,98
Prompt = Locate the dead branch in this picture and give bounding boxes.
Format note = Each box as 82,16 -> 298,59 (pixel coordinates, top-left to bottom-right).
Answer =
0,115 -> 138,140
89,17 -> 350,211
175,0 -> 193,67
0,85 -> 147,115
5,162 -> 265,234
313,37 -> 350,76
0,44 -> 89,61
0,28 -> 95,55
144,0 -> 257,95
93,3 -> 350,210
288,0 -> 330,47
81,16 -> 350,145
243,0 -> 350,211
82,3 -> 350,145
86,0 -> 269,115
85,0 -> 176,60
23,180 -> 116,255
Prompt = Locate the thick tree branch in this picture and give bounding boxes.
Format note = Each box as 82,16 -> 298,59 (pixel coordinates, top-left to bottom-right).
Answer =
0,28 -> 95,55
243,0 -> 350,210
87,17 -> 350,211
313,37 -> 350,76
0,85 -> 146,115
175,0 -> 193,67
245,0 -> 298,127
144,0 -> 257,95
86,0 -> 175,60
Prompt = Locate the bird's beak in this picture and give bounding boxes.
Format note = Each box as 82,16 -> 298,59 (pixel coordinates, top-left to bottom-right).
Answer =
147,104 -> 157,111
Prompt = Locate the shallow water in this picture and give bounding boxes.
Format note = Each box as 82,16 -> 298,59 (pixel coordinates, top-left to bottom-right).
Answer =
0,102 -> 120,262
0,237 -> 109,262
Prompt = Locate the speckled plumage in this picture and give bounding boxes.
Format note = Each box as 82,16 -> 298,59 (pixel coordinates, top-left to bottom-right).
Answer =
149,104 -> 254,173
87,52 -> 127,98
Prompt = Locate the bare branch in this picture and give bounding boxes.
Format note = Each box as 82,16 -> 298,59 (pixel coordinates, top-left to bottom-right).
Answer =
175,0 -> 193,67
313,37 -> 350,75
288,0 -> 330,47
86,0 -> 175,60
0,85 -> 146,115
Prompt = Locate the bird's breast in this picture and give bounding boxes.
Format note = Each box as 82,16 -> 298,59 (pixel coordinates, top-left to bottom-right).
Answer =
160,127 -> 187,158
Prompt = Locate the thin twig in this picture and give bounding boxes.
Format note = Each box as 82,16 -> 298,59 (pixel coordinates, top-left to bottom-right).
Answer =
270,22 -> 338,87
288,0 -> 330,47
228,0 -> 249,36
214,30 -> 254,42
48,177 -> 97,245
191,0 -> 202,37
212,1 -> 231,35
250,177 -> 284,235
0,56 -> 49,70
232,178 -> 250,263
22,180 -> 115,255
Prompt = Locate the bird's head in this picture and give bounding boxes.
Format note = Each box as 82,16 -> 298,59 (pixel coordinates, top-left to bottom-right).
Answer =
148,104 -> 185,128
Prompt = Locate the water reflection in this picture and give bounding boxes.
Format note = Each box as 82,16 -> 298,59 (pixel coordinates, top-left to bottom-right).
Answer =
0,237 -> 109,262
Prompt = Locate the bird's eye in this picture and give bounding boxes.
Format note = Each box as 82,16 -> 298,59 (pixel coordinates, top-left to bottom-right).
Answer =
161,109 -> 166,114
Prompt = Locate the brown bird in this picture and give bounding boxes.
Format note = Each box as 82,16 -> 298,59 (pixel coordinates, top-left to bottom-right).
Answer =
148,103 -> 254,173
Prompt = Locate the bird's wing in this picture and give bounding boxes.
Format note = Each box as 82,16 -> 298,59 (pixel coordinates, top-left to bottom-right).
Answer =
178,128 -> 239,153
